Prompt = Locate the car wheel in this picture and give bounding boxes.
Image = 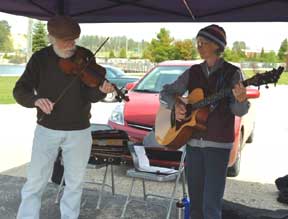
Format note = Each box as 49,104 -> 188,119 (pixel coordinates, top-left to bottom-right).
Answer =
227,132 -> 243,177
102,92 -> 117,102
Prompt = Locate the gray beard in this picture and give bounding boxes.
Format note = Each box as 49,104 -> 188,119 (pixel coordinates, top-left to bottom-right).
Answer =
53,45 -> 76,59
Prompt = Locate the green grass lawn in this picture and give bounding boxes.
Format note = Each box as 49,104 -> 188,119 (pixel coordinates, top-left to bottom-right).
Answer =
0,76 -> 19,104
0,69 -> 287,104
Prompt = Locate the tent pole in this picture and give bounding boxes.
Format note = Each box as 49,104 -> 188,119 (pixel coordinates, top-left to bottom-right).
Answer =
182,0 -> 196,21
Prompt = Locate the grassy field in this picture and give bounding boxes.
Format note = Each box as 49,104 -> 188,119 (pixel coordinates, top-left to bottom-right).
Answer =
1,69 -> 287,104
0,76 -> 19,104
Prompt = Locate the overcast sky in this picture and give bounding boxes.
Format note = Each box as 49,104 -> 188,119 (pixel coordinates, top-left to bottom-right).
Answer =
1,12 -> 288,52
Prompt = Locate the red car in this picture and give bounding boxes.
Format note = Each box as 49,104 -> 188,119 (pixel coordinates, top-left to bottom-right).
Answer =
108,60 -> 260,177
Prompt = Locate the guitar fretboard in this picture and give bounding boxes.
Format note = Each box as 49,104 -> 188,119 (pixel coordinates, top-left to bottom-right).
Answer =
185,66 -> 284,112
189,89 -> 232,110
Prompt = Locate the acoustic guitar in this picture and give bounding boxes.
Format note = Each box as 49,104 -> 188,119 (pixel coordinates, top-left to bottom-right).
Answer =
155,66 -> 285,149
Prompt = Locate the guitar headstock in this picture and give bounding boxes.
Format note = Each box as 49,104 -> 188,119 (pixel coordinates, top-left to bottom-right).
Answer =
243,66 -> 285,88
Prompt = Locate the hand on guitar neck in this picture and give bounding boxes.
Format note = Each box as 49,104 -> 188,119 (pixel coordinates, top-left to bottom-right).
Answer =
232,82 -> 247,103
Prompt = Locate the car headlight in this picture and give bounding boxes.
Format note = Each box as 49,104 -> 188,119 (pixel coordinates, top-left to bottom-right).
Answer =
109,103 -> 125,125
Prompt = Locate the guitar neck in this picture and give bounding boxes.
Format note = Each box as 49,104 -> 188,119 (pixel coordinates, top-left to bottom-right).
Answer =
188,66 -> 284,110
190,88 -> 232,110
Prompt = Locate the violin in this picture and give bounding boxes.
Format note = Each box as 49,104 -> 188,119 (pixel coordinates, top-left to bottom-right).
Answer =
38,38 -> 128,122
59,49 -> 106,87
59,48 -> 129,102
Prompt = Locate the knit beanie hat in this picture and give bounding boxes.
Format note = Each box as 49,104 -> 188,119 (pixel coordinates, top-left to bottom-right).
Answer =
47,15 -> 81,40
196,24 -> 226,51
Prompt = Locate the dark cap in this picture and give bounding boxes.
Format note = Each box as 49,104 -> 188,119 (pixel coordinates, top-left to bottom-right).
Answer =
47,15 -> 81,40
197,24 -> 226,51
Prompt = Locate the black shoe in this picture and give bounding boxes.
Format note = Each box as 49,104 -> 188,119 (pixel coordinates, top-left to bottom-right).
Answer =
275,175 -> 288,191
277,188 -> 288,204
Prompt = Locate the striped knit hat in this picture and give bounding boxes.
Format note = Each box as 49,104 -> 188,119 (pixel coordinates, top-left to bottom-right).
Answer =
197,24 -> 226,51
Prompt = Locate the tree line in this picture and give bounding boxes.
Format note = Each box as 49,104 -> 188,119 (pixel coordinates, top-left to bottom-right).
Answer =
0,20 -> 287,64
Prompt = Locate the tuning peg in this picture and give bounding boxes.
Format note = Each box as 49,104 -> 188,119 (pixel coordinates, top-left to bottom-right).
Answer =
265,84 -> 269,89
115,96 -> 121,102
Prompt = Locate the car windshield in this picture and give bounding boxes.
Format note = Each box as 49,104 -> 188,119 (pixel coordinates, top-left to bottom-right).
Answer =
105,66 -> 126,78
134,66 -> 190,93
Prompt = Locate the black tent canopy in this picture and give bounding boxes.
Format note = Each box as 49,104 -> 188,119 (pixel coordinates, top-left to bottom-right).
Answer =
0,0 -> 287,23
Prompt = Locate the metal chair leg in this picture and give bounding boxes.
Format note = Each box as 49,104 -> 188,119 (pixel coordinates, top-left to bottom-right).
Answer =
167,168 -> 184,219
121,177 -> 136,218
142,179 -> 147,200
96,164 -> 109,209
181,169 -> 187,196
111,165 -> 115,195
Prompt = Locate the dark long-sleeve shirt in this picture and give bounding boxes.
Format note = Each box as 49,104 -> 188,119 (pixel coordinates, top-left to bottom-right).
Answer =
13,45 -> 106,130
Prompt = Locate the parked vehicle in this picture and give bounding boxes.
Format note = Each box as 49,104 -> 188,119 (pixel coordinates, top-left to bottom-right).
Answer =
108,60 -> 260,177
102,64 -> 140,102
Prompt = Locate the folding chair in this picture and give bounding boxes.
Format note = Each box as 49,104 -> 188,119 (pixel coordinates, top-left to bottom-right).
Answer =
121,144 -> 187,219
54,123 -> 117,210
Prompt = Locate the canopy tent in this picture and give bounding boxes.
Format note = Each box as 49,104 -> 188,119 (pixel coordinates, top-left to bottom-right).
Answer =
0,0 -> 288,23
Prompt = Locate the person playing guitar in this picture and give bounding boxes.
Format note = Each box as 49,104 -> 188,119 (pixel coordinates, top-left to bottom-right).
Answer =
159,24 -> 249,219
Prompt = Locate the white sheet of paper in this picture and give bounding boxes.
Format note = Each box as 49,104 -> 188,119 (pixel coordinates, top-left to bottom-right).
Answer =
134,146 -> 150,167
133,145 -> 177,174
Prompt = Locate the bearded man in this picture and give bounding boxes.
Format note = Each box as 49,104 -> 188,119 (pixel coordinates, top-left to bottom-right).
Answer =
13,15 -> 114,219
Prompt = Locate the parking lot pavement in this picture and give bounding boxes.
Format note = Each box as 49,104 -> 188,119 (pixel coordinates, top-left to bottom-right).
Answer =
235,85 -> 288,184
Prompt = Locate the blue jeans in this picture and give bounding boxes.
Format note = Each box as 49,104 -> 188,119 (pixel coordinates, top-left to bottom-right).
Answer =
186,146 -> 230,219
17,125 -> 92,219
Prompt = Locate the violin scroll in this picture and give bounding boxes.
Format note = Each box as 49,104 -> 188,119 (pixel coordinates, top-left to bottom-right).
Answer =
113,85 -> 129,102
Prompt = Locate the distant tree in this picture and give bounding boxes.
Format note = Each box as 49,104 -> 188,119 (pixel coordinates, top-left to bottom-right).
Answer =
174,39 -> 197,60
32,21 -> 48,52
0,20 -> 13,52
142,47 -> 152,60
265,51 -> 278,63
231,41 -> 246,61
79,35 -> 102,51
223,47 -> 239,62
232,41 -> 246,52
260,48 -> 265,58
147,28 -> 175,62
109,50 -> 115,58
119,48 -> 127,58
258,48 -> 278,63
277,39 -> 288,62
78,35 -> 148,57
223,41 -> 247,62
